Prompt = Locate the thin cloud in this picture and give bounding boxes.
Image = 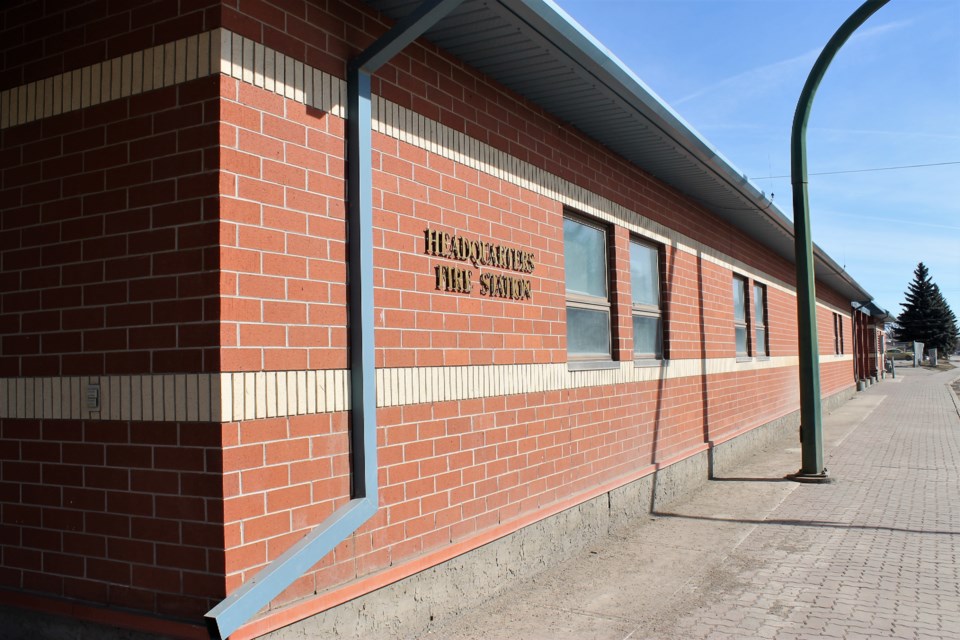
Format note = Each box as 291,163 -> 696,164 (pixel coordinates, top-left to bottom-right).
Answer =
855,18 -> 915,40
673,49 -> 814,106
674,17 -> 916,107
811,127 -> 960,140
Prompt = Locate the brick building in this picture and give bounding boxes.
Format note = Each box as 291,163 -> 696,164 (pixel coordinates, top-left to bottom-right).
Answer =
0,1 -> 889,638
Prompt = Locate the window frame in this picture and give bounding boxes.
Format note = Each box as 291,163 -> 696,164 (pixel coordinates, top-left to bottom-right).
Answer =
753,282 -> 768,358
732,274 -> 750,359
833,313 -> 839,354
834,313 -> 845,354
629,236 -> 664,361
563,212 -> 612,362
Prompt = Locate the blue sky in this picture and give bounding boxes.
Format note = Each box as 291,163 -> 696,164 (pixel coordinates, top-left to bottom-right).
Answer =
553,0 -> 960,320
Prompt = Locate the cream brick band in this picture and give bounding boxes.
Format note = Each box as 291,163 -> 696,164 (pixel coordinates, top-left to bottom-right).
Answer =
0,32 -> 221,129
0,354 -> 859,422
0,374 -> 220,423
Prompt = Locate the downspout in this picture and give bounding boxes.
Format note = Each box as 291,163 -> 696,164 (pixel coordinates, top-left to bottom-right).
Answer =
852,302 -> 864,383
205,1 -> 464,637
857,309 -> 870,386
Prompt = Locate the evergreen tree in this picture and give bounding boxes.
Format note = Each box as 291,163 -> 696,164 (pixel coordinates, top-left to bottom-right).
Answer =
932,283 -> 959,355
895,262 -> 959,356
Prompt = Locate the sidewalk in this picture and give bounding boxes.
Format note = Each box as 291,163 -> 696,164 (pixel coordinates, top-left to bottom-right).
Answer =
418,365 -> 960,640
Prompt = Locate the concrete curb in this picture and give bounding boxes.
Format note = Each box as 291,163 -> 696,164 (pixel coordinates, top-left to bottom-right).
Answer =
946,365 -> 960,420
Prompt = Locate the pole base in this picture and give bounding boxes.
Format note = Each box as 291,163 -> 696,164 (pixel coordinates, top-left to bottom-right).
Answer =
786,468 -> 832,484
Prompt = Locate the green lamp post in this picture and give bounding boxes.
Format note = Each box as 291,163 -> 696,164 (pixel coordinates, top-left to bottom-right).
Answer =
790,0 -> 890,481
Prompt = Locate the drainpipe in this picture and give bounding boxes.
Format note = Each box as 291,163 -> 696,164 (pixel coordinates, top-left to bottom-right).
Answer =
852,301 -> 865,384
789,0 -> 889,483
204,1 -> 463,637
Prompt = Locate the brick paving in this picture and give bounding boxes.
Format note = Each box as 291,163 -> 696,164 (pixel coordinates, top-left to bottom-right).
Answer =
421,365 -> 960,640
665,365 -> 960,640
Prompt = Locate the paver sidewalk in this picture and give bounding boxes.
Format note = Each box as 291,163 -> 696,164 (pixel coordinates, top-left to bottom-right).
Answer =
418,365 -> 960,640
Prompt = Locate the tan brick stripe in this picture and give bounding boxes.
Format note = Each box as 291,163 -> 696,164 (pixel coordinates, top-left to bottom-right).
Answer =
0,354 -> 862,422
1,32 -> 219,129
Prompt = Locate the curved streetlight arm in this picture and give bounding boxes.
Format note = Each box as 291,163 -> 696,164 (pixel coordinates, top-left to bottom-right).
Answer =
791,0 -> 890,479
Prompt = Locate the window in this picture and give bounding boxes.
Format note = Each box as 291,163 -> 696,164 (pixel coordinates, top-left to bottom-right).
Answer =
732,275 -> 749,357
630,238 -> 663,359
564,214 -> 610,360
753,283 -> 768,357
833,313 -> 844,354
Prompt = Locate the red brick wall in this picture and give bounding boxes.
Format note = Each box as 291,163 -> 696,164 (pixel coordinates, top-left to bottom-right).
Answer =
221,412 -> 350,602
217,72 -> 847,373
373,135 -> 566,368
214,0 -> 796,284
0,0 -> 862,630
219,0 -> 372,80
205,0 -> 859,613
767,286 -> 799,357
219,74 -> 349,372
221,364 -> 803,611
0,76 -> 221,378
0,417 -> 225,618
817,303 -> 856,395
663,252 -> 746,361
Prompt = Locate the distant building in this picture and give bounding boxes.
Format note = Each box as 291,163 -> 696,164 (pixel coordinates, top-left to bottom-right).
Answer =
0,1 -> 890,638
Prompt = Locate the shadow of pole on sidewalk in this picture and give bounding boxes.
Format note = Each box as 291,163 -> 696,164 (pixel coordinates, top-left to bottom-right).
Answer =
649,511 -> 959,536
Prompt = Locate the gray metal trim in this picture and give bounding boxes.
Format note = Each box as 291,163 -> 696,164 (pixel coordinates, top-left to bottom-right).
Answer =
354,0 -> 468,72
567,359 -> 621,371
347,64 -> 378,500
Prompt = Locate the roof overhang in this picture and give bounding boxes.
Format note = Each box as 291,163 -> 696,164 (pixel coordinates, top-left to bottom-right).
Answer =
360,0 -> 874,303
855,301 -> 896,324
